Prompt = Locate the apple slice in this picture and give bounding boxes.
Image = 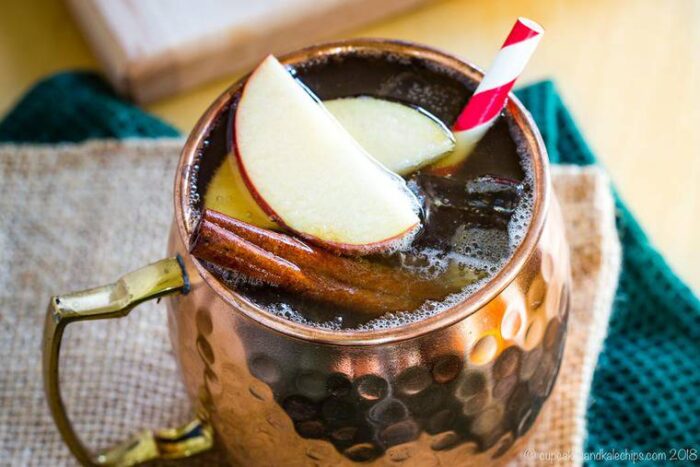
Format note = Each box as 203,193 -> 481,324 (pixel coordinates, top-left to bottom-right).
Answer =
324,97 -> 454,175
235,55 -> 420,254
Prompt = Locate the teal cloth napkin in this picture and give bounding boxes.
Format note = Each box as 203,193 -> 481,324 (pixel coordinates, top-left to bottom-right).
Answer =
1,72 -> 698,465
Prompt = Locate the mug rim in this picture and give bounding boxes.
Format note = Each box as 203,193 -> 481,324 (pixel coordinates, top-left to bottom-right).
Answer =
175,38 -> 550,346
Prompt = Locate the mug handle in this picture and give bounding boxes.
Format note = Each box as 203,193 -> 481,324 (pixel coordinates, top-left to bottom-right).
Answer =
42,256 -> 215,466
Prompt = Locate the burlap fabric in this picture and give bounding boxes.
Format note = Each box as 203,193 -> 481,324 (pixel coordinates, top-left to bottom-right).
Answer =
0,140 -> 620,466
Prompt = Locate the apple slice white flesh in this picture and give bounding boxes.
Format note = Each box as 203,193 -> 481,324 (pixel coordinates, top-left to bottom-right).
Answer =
324,97 -> 455,176
235,56 -> 420,254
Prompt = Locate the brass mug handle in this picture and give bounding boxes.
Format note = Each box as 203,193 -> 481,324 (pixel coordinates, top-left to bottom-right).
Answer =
42,256 -> 214,466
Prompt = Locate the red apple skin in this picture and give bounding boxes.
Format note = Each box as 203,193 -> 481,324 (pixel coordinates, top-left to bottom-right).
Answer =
232,58 -> 419,256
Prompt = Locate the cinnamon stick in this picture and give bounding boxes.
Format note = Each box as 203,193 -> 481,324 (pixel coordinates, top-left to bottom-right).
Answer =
200,209 -> 449,299
190,218 -> 424,315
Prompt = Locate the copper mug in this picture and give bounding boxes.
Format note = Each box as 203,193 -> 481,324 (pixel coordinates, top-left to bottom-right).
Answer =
43,39 -> 570,466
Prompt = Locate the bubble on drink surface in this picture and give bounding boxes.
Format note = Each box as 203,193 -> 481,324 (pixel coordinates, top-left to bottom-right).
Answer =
453,228 -> 510,265
396,247 -> 451,279
505,117 -> 535,251
263,303 -> 345,330
356,279 -> 488,331
206,262 -> 267,287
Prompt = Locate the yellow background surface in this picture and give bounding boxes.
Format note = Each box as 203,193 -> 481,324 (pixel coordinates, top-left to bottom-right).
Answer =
1,0 -> 698,290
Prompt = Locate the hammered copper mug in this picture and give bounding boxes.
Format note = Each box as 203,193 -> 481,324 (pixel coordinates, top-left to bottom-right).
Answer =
43,39 -> 570,466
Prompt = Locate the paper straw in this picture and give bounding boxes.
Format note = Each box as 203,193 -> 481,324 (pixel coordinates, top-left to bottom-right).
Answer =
432,17 -> 544,175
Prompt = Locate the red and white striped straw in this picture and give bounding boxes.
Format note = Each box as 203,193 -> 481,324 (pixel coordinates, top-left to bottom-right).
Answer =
432,17 -> 544,174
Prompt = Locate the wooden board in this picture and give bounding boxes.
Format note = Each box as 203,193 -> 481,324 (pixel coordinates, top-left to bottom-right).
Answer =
65,0 -> 431,103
